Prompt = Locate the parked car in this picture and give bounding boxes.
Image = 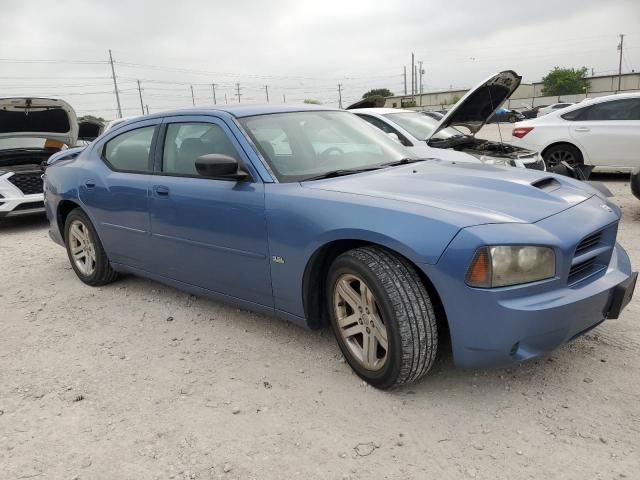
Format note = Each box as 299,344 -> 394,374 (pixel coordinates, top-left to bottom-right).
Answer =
536,102 -> 574,117
487,107 -> 525,123
422,110 -> 444,120
511,93 -> 640,170
44,104 -> 636,389
0,97 -> 78,219
517,103 -> 546,119
350,71 -> 545,170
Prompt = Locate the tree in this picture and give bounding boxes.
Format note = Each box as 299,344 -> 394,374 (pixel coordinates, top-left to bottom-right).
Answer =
541,67 -> 589,96
362,88 -> 394,99
304,99 -> 321,104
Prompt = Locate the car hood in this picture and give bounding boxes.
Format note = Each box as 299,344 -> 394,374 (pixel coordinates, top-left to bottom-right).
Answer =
303,161 -> 593,225
0,97 -> 78,146
430,70 -> 521,138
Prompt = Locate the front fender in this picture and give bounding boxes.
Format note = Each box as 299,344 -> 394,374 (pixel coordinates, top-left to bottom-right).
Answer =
265,183 -> 462,319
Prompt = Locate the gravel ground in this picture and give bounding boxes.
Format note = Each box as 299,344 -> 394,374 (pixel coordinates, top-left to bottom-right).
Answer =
1,175 -> 639,480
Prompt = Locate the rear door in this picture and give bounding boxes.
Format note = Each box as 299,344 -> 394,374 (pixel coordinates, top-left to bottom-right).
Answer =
79,118 -> 161,268
147,115 -> 273,307
569,98 -> 640,167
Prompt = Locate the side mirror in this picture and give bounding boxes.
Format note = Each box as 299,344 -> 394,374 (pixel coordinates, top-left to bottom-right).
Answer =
387,132 -> 401,143
195,154 -> 248,180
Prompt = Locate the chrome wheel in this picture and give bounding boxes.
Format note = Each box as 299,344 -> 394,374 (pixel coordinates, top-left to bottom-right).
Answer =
68,219 -> 96,276
333,273 -> 388,371
547,149 -> 576,167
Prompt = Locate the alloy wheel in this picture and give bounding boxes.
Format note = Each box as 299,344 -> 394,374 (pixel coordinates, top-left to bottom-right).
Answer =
68,219 -> 96,276
333,273 -> 388,371
547,149 -> 577,167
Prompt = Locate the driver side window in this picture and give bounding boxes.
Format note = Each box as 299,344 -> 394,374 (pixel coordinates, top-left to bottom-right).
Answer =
162,122 -> 240,176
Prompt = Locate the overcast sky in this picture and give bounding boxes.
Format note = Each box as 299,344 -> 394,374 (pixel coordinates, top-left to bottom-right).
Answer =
1,0 -> 639,118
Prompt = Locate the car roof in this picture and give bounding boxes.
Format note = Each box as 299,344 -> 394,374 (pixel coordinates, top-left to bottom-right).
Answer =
349,108 -> 414,114
139,104 -> 341,121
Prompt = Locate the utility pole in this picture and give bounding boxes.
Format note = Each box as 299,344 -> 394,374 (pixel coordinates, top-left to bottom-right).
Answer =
225,93 -> 228,104
617,34 -> 625,93
337,83 -> 343,109
418,61 -> 423,94
235,83 -> 242,103
403,66 -> 407,95
108,49 -> 122,118
190,85 -> 195,106
145,104 -> 149,115
265,85 -> 270,103
414,65 -> 418,102
136,80 -> 145,115
211,83 -> 217,104
283,93 -> 286,103
411,53 -> 415,96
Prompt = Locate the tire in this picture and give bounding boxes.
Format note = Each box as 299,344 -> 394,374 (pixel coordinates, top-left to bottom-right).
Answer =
327,246 -> 438,389
508,114 -> 517,123
543,143 -> 583,169
64,208 -> 118,286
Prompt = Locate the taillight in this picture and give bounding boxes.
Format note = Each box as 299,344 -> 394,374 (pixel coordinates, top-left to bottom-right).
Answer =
512,127 -> 534,139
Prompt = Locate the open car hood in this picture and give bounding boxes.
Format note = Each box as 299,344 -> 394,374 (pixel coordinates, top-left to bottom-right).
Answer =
0,97 -> 78,146
77,117 -> 104,142
429,70 -> 521,138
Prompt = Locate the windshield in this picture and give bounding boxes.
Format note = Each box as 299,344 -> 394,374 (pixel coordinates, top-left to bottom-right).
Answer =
384,112 -> 464,141
239,111 -> 416,182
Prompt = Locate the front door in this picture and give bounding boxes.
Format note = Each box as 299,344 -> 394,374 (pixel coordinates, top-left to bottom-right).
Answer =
147,116 -> 273,307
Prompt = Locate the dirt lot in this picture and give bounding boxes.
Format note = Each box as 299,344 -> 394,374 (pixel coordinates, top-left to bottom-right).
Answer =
1,175 -> 639,480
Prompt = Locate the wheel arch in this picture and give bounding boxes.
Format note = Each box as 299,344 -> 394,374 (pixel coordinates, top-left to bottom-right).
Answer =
301,239 -> 449,343
56,199 -> 83,240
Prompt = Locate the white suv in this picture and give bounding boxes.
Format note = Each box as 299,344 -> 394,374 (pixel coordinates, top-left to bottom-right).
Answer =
0,98 -> 78,219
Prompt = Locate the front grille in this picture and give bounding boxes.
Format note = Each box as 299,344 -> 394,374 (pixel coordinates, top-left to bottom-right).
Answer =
13,201 -> 45,211
575,231 -> 603,255
568,258 -> 597,283
8,173 -> 44,195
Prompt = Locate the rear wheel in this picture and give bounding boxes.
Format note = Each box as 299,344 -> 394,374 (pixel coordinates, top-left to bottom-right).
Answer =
327,246 -> 438,389
543,143 -> 583,169
64,209 -> 118,286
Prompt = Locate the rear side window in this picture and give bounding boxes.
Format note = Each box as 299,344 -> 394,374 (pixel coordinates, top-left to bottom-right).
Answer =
103,126 -> 156,172
162,122 -> 240,176
563,99 -> 640,121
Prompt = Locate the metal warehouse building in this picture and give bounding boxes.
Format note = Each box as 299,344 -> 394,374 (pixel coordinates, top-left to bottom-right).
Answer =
385,72 -> 640,111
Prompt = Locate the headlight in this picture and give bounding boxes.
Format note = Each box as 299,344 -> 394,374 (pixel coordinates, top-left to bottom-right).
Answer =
466,246 -> 555,288
478,155 -> 516,167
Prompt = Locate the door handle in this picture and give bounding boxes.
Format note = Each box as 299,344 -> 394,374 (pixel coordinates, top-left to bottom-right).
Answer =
574,127 -> 590,132
153,185 -> 170,197
85,179 -> 96,189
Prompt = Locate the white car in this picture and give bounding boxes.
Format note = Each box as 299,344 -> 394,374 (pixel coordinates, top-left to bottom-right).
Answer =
349,71 -> 545,170
0,97 -> 78,219
536,102 -> 574,117
511,93 -> 640,170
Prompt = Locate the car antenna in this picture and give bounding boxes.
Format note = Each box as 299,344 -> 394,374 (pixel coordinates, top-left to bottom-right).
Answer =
487,86 -> 505,147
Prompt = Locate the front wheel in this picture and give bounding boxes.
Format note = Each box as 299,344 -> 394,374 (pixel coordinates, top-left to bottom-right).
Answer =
327,246 -> 438,389
64,208 -> 118,286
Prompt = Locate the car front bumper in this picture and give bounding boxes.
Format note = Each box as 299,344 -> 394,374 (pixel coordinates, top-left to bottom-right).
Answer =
424,196 -> 635,368
0,174 -> 45,218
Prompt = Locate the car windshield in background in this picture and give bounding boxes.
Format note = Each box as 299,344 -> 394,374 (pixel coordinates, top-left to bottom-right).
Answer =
0,137 -> 47,150
239,111 -> 415,182
384,112 -> 463,141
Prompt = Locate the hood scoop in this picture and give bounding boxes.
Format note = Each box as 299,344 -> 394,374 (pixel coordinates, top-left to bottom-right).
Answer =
531,177 -> 561,192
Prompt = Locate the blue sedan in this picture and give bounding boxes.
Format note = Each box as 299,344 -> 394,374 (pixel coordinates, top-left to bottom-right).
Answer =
43,105 -> 636,389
